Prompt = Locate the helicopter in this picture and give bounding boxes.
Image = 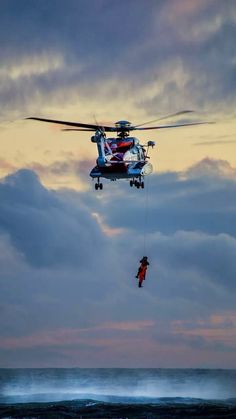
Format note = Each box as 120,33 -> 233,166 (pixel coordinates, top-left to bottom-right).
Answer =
27,111 -> 210,190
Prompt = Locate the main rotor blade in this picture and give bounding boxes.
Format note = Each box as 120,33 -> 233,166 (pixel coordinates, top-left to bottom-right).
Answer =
134,110 -> 194,128
61,128 -> 95,132
26,117 -> 116,132
135,121 -> 214,131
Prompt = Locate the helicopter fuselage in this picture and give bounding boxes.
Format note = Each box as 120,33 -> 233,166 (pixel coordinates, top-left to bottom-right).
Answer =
90,130 -> 153,187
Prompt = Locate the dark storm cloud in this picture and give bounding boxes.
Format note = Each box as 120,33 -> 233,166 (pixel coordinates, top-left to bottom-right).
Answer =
0,169 -> 104,267
152,231 -> 236,292
0,169 -> 125,342
0,0 -> 156,59
82,158 -> 236,237
0,161 -> 236,366
143,2 -> 236,113
1,0 -> 236,118
76,157 -> 236,296
1,159 -> 235,295
0,0 -> 161,114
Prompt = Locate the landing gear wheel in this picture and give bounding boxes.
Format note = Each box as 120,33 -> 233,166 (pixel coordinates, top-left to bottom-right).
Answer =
130,180 -> 134,187
134,180 -> 139,187
95,179 -> 103,190
141,181 -> 144,189
136,183 -> 140,189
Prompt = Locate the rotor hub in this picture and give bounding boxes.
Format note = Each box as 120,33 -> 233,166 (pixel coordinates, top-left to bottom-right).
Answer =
115,120 -> 132,129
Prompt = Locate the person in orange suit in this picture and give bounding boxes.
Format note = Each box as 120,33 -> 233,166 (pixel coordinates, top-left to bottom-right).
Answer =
136,256 -> 149,287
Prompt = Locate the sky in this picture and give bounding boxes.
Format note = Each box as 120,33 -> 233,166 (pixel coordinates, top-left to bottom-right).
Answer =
0,0 -> 236,368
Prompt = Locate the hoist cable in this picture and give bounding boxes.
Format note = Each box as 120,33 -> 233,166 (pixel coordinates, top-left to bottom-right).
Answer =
143,174 -> 150,256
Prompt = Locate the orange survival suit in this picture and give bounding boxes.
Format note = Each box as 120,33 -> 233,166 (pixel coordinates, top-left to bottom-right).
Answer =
136,256 -> 149,288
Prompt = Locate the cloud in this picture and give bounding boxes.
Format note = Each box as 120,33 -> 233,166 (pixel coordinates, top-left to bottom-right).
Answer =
84,158 -> 236,240
1,0 -> 236,121
194,140 -> 236,147
0,158 -> 16,171
0,321 -> 154,350
0,53 -> 64,80
1,1 -> 236,367
27,157 -> 94,187
0,157 -> 236,366
152,230 -> 236,293
172,312 -> 236,352
185,157 -> 236,178
0,169 -> 105,267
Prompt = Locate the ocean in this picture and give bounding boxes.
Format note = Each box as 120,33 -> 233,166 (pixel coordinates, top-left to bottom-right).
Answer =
0,368 -> 236,418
